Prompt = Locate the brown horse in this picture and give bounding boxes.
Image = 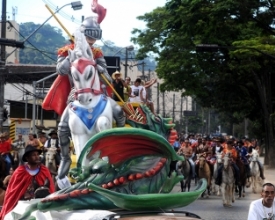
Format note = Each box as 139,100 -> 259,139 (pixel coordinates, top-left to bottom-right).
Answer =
235,157 -> 247,199
197,155 -> 212,198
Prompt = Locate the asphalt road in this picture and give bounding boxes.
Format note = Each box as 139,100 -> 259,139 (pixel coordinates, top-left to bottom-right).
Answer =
172,157 -> 274,220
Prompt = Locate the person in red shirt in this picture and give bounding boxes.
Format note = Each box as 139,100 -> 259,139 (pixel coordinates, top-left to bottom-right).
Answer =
0,133 -> 12,176
0,145 -> 55,219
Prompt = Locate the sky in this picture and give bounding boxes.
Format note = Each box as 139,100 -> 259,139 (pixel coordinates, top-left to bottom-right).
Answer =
5,0 -> 167,47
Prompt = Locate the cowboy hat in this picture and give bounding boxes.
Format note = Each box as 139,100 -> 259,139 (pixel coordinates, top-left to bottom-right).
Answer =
112,70 -> 122,80
22,145 -> 42,162
48,129 -> 58,136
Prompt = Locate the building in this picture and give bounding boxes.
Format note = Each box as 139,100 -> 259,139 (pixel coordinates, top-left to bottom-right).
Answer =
0,20 -> 20,64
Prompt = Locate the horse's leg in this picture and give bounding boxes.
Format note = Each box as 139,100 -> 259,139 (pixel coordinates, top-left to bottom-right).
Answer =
57,108 -> 72,186
221,183 -> 226,206
180,180 -> 184,192
232,183 -> 235,204
238,184 -> 242,199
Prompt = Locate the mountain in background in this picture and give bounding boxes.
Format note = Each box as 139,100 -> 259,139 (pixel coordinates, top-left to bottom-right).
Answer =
18,22 -> 156,71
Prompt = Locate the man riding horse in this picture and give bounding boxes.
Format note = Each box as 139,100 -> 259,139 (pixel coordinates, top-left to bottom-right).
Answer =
215,140 -> 240,186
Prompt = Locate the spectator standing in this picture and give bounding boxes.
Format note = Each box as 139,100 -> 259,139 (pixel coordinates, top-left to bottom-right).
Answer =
124,77 -> 132,102
129,78 -> 145,103
44,130 -> 61,166
3,166 -> 15,189
12,133 -> 25,165
172,138 -> 180,152
0,133 -> 12,176
247,183 -> 275,220
26,133 -> 41,150
0,145 -> 55,219
111,71 -> 126,101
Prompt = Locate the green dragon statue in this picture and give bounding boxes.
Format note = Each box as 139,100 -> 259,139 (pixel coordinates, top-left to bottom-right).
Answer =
15,104 -> 206,220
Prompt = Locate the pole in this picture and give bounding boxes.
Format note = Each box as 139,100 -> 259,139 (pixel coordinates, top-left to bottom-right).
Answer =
157,83 -> 160,114
24,92 -> 28,118
45,4 -> 74,42
125,48 -> 128,78
162,92 -> 165,117
172,94 -> 175,122
0,0 -> 7,131
32,81 -> 36,132
142,61 -> 145,79
180,96 -> 183,133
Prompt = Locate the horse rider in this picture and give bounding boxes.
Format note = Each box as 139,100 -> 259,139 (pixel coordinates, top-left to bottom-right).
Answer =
247,147 -> 265,180
215,140 -> 240,186
178,139 -> 196,179
210,137 -> 224,163
43,130 -> 61,166
0,133 -> 12,175
235,140 -> 251,178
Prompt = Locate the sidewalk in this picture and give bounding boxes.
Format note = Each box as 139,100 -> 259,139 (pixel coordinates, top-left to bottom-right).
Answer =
261,156 -> 275,184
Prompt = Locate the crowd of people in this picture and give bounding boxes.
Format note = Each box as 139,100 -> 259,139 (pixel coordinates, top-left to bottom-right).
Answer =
172,134 -> 265,184
111,71 -> 157,115
0,130 -> 58,218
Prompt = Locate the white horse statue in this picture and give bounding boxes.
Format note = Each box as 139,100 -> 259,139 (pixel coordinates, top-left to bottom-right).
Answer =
221,153 -> 235,207
249,149 -> 263,193
56,29 -> 114,189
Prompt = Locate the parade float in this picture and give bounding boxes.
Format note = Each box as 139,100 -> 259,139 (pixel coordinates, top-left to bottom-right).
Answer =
3,1 -> 207,219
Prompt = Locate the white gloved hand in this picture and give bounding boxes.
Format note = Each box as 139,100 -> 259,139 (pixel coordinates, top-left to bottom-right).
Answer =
56,176 -> 71,189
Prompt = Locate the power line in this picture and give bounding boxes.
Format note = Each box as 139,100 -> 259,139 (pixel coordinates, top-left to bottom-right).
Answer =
6,21 -> 56,62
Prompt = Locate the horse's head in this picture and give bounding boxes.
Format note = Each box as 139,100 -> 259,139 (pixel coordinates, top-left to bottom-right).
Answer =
46,147 -> 57,165
71,57 -> 101,105
222,154 -> 231,170
199,155 -> 206,169
250,149 -> 259,162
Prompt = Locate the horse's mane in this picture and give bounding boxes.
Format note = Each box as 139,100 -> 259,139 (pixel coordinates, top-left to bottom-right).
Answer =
71,28 -> 94,61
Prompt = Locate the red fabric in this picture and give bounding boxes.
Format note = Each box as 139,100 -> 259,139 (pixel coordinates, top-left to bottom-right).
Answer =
42,44 -> 107,116
0,165 -> 55,219
42,75 -> 71,115
0,141 -> 11,154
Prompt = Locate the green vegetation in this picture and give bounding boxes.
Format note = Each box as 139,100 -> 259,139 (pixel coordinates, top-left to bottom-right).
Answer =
131,0 -> 275,166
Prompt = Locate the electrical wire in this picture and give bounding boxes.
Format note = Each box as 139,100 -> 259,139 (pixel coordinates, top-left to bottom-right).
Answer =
6,21 -> 57,62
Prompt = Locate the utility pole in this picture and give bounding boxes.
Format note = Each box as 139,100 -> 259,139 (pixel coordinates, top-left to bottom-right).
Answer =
172,94 -> 175,122
0,0 -> 7,131
125,48 -> 129,78
142,61 -> 145,79
180,97 -> 183,133
162,92 -> 165,117
156,82 -> 160,114
147,69 -> 151,100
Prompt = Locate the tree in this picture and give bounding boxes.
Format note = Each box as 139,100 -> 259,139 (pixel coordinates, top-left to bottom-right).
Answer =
131,0 -> 275,166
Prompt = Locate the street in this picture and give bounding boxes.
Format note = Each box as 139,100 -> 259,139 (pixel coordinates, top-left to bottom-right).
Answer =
172,157 -> 274,220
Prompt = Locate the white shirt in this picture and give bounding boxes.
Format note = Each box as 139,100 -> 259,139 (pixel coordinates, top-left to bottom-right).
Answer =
129,85 -> 144,103
247,198 -> 275,220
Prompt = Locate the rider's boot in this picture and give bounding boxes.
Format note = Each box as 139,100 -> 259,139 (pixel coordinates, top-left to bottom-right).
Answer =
246,164 -> 251,177
258,161 -> 265,180
215,165 -> 223,186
